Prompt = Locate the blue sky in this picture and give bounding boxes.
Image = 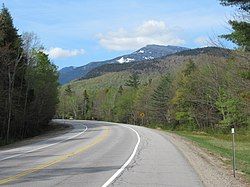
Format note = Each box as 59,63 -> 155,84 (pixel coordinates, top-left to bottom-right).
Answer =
3,0 -> 235,69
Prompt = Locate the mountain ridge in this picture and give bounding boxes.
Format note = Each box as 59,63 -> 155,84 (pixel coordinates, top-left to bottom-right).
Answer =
59,45 -> 189,84
78,46 -> 231,81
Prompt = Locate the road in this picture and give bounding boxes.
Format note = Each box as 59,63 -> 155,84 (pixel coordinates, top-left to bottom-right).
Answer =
0,120 -> 203,186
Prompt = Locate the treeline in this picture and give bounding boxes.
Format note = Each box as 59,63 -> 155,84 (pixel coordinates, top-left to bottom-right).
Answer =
57,53 -> 249,132
0,6 -> 58,143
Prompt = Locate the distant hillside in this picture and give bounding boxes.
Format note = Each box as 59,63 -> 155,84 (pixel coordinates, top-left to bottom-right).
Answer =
59,61 -> 108,85
172,46 -> 231,57
78,47 -> 231,80
59,44 -> 189,84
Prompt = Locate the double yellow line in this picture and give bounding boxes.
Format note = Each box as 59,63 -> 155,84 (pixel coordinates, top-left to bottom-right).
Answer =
0,127 -> 110,185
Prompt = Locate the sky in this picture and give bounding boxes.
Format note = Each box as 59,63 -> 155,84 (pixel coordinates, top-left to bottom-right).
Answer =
2,0 -> 236,69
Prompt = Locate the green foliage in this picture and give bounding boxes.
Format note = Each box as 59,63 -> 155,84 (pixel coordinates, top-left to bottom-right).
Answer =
0,5 -> 22,50
26,51 -> 59,129
125,73 -> 140,89
113,89 -> 137,123
215,88 -> 245,128
182,59 -> 196,76
219,0 -> 250,51
57,55 -> 249,133
133,84 -> 156,125
221,21 -> 250,51
0,6 -> 59,143
65,84 -> 73,96
98,88 -> 116,121
0,5 -> 27,142
151,74 -> 172,123
170,60 -> 197,129
81,90 -> 90,119
240,70 -> 250,79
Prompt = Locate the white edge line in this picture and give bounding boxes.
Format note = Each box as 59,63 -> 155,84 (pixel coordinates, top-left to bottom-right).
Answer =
101,125 -> 141,187
0,154 -> 22,161
0,123 -> 88,162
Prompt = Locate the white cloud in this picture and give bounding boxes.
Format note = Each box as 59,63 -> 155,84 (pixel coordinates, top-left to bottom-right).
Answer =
45,47 -> 85,59
98,20 -> 185,51
195,36 -> 210,47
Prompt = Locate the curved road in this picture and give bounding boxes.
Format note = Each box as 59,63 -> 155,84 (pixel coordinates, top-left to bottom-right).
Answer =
0,120 -> 203,186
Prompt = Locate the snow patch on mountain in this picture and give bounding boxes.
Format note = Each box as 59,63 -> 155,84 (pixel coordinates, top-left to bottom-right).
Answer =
117,57 -> 135,63
144,56 -> 154,60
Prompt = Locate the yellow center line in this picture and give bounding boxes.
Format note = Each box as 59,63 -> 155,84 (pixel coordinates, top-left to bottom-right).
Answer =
0,127 -> 110,185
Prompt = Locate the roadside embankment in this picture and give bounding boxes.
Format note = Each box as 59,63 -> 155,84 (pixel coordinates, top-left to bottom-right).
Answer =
157,130 -> 249,187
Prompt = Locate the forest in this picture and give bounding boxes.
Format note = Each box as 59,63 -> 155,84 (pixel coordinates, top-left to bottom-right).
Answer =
0,6 -> 59,144
57,53 -> 249,132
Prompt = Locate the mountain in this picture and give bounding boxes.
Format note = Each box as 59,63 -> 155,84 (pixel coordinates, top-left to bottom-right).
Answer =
78,47 -> 231,80
114,44 -> 189,62
59,45 -> 189,84
59,61 -> 107,85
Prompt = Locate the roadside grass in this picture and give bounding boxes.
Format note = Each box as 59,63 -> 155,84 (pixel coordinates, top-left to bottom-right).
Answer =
172,128 -> 250,182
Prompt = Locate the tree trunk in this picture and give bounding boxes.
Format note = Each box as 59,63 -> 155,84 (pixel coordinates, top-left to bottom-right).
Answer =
6,69 -> 12,143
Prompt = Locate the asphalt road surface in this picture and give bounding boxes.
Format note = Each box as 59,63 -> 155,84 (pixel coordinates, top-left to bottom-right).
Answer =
0,120 -> 203,187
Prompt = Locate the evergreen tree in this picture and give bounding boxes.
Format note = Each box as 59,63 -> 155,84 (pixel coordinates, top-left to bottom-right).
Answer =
221,21 -> 250,51
182,60 -> 196,76
82,90 -> 90,118
171,61 -> 197,129
219,0 -> 250,51
151,74 -> 172,123
125,73 -> 140,89
219,0 -> 249,12
0,5 -> 27,142
0,5 -> 22,49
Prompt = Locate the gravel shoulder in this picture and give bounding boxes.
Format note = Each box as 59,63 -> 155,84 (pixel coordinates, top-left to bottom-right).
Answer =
156,130 -> 249,187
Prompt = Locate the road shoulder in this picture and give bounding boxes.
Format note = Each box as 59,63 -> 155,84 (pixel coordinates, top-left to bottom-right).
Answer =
156,130 -> 248,187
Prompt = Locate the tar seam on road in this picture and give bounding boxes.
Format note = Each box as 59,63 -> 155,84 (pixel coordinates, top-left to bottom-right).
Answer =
0,126 -> 110,185
0,124 -> 88,162
101,125 -> 141,187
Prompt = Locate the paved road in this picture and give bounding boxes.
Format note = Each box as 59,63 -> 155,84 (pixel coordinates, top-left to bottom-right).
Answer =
0,120 -> 203,186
